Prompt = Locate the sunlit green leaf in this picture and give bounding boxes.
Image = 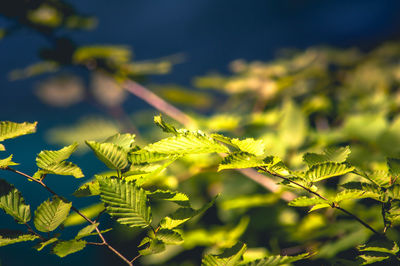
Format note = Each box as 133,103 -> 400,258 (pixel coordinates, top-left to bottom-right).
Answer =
288,196 -> 328,207
240,252 -> 311,266
97,176 -> 151,228
146,189 -> 190,207
52,239 -> 86,257
86,141 -> 128,170
35,237 -> 58,251
0,121 -> 37,141
0,230 -> 38,247
202,242 -> 247,266
305,162 -> 354,182
0,155 -> 18,168
34,197 -> 72,232
0,179 -> 31,223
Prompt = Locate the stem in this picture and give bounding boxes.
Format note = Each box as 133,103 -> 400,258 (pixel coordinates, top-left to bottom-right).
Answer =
24,222 -> 45,241
5,167 -> 134,266
258,166 -> 381,236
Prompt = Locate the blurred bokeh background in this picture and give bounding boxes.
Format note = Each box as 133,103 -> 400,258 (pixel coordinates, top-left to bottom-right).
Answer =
2,0 -> 400,265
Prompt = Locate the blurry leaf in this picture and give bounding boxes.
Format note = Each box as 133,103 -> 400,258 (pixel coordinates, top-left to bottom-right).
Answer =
231,138 -> 266,156
34,197 -> 72,232
305,162 -> 354,182
27,4 -> 61,27
220,193 -> 279,210
0,144 -> 4,151
97,176 -> 151,228
9,61 -> 59,80
335,188 -> 383,203
86,141 -> 128,170
202,242 -> 247,266
343,113 -> 387,142
0,179 -> 31,224
0,155 -> 18,168
73,45 -> 131,65
0,121 -> 37,141
387,158 -> 400,178
156,229 -> 183,245
35,238 -> 58,251
73,179 -> 100,197
75,223 -> 98,240
64,203 -> 104,227
362,170 -> 391,188
240,252 -> 311,266
279,100 -> 307,149
160,196 -> 217,229
203,114 -> 241,131
139,238 -> 165,256
52,240 -> 86,257
47,117 -> 119,152
154,85 -> 213,109
0,230 -> 38,247
146,189 -> 190,207
103,133 -> 135,151
288,196 -> 328,207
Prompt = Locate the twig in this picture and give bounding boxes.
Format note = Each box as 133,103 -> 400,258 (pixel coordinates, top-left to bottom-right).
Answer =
258,166 -> 381,236
123,80 -> 195,127
24,222 -> 45,241
5,167 -> 134,266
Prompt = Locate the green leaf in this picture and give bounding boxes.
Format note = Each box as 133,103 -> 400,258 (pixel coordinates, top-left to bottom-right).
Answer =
73,179 -> 100,197
221,194 -> 279,210
160,196 -> 217,229
230,138 -> 266,156
52,239 -> 86,257
143,131 -> 229,155
0,144 -> 5,151
387,158 -> 400,179
35,161 -> 84,178
36,143 -> 78,168
64,203 -> 104,227
128,150 -> 174,164
86,141 -> 128,170
0,155 -> 19,168
240,252 -> 311,266
303,146 -> 351,166
35,237 -> 58,251
288,196 -> 328,207
147,189 -> 191,207
75,223 -> 98,240
103,133 -> 135,151
139,238 -> 165,256
202,242 -> 247,266
358,239 -> 399,255
156,229 -> 183,245
97,176 -> 151,228
358,254 -> 390,265
154,115 -> 179,134
218,152 -> 265,171
0,230 -> 38,247
35,143 -> 83,178
362,170 -> 392,188
278,100 -> 307,149
305,162 -> 354,182
0,121 -> 37,141
34,197 -> 72,232
339,182 -> 384,201
335,189 -> 383,203
0,179 -> 31,223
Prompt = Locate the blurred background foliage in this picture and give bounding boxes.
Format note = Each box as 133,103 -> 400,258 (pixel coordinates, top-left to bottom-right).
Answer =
2,0 -> 400,265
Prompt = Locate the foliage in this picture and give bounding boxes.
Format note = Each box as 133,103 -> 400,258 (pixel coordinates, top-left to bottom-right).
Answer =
4,1 -> 400,265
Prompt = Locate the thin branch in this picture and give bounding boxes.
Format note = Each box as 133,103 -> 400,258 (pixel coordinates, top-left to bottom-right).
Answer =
258,166 -> 381,236
5,167 -> 134,266
24,222 -> 45,241
123,80 -> 195,127
130,253 -> 142,264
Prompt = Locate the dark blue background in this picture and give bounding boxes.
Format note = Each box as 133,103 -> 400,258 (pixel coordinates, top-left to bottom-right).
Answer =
1,0 -> 400,265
